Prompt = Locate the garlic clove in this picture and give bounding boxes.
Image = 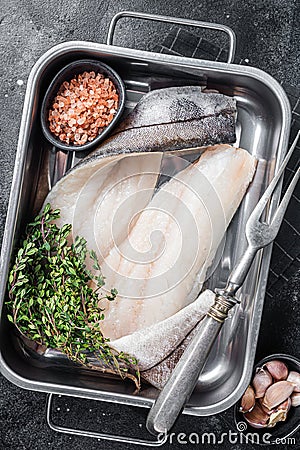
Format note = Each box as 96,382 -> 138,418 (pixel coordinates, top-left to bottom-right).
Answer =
278,396 -> 292,412
244,403 -> 269,428
253,367 -> 273,398
287,371 -> 300,392
240,385 -> 255,413
268,410 -> 287,427
291,392 -> 300,407
262,381 -> 294,410
258,398 -> 276,415
267,397 -> 291,427
264,360 -> 288,381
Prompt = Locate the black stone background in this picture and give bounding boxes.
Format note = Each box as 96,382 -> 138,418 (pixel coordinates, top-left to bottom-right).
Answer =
0,1 -> 299,449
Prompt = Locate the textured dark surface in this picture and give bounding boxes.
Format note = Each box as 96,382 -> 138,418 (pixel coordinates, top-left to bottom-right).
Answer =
0,1 -> 299,449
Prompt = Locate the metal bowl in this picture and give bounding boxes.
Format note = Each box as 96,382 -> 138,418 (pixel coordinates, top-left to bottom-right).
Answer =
40,59 -> 126,152
234,353 -> 300,446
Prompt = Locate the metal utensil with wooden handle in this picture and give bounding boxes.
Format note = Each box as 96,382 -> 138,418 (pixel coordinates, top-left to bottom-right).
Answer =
146,131 -> 300,436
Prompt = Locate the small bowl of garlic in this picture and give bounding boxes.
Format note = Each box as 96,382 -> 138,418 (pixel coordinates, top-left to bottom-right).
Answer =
234,354 -> 300,445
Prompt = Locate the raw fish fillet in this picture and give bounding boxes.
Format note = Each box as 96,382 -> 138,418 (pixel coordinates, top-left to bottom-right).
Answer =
141,318 -> 207,389
100,145 -> 256,339
45,152 -> 163,262
86,86 -> 236,158
111,289 -> 215,371
44,87 -> 237,258
39,87 -> 244,386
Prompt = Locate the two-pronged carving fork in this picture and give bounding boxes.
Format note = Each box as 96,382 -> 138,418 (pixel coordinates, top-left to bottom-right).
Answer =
147,131 -> 300,436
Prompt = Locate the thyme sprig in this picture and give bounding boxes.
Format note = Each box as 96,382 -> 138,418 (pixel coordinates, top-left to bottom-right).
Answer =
6,204 -> 140,388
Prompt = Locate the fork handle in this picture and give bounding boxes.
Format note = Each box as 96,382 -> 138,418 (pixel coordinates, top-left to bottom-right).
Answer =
146,294 -> 237,435
146,315 -> 221,435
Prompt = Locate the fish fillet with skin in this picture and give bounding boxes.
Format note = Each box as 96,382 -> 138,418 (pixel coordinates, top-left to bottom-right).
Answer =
88,86 -> 236,158
111,289 -> 215,371
141,317 -> 209,389
44,87 -> 236,258
100,145 -> 257,340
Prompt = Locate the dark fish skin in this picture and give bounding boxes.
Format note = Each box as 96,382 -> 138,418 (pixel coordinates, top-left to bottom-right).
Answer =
141,320 -> 202,390
94,115 -> 235,154
74,86 -> 236,169
114,86 -> 236,131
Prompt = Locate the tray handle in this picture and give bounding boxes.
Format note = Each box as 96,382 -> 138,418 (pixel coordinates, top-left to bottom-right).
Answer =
107,11 -> 236,63
46,393 -> 168,447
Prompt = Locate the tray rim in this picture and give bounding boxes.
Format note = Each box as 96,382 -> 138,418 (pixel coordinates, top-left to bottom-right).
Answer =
0,40 -> 292,416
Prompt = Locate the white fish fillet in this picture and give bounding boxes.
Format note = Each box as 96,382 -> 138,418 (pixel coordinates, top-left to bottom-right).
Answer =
111,289 -> 215,371
45,152 -> 162,262
100,144 -> 257,339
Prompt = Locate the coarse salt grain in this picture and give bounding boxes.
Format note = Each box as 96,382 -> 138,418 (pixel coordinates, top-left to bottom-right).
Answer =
48,71 -> 119,145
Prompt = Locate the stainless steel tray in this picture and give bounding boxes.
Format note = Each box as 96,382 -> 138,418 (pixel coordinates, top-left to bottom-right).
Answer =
0,10 -> 291,444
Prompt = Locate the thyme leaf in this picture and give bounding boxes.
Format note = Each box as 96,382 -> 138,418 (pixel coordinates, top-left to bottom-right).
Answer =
6,204 -> 140,388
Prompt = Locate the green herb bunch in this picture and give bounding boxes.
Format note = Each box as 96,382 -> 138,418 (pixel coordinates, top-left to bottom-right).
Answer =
6,204 -> 140,388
